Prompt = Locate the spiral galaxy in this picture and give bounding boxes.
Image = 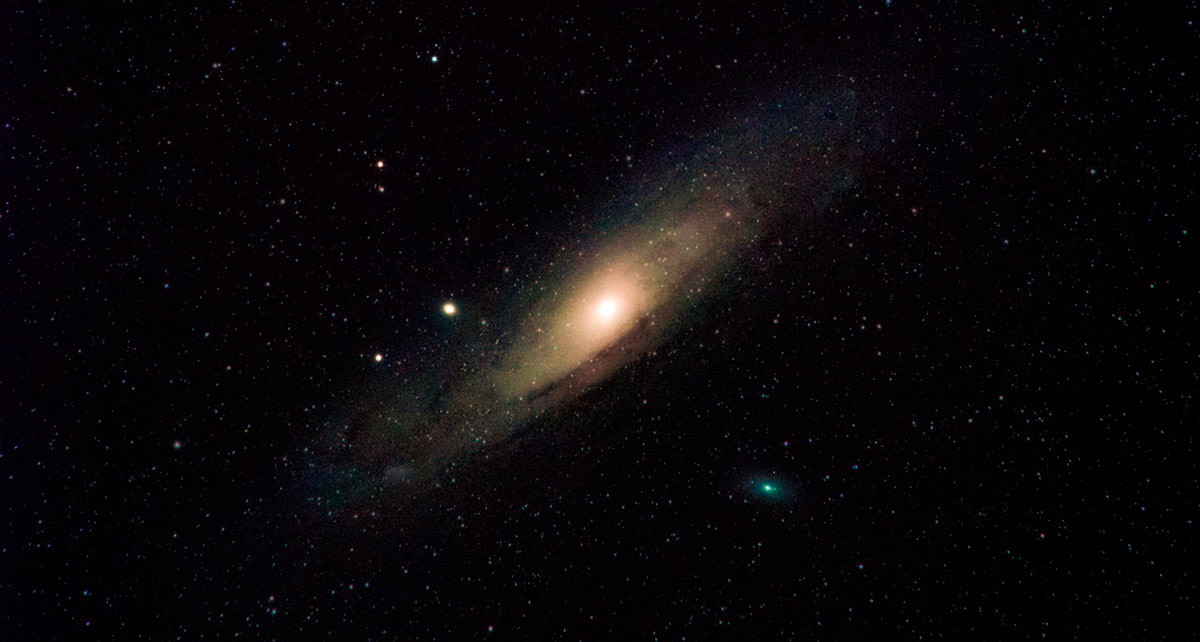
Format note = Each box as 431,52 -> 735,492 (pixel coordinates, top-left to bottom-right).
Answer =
313,85 -> 884,498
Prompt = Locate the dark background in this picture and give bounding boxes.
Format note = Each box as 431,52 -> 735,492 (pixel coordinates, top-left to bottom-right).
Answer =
3,2 -> 1195,639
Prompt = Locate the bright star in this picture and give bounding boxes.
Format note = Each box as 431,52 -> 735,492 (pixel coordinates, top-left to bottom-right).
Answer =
443,302 -> 457,316
374,353 -> 383,362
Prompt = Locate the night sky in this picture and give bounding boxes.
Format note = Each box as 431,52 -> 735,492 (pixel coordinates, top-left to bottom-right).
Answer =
3,2 -> 1196,640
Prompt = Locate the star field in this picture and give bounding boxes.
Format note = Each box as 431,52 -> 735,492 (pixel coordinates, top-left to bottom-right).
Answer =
2,3 -> 1195,640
